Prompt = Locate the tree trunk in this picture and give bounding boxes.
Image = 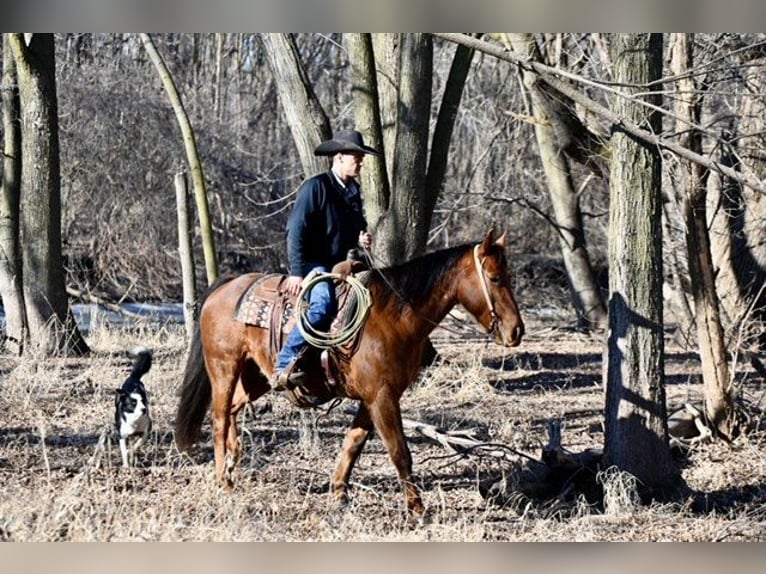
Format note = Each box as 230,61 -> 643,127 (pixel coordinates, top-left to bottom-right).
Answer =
140,33 -> 219,287
423,38 -> 476,233
708,35 -> 766,349
386,33 -> 432,261
9,33 -> 89,357
371,34 -> 400,189
260,33 -> 331,178
669,33 -> 736,438
0,34 -> 27,355
346,33 -> 390,233
507,33 -> 607,330
603,33 -> 673,493
175,172 -> 197,343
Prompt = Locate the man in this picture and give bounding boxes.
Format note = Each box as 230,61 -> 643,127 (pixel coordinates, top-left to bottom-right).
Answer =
272,129 -> 380,390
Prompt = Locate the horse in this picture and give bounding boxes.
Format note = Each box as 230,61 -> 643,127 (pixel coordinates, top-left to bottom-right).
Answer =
174,228 -> 524,517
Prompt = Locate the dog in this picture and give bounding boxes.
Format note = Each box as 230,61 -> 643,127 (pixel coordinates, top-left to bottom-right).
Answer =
114,346 -> 153,468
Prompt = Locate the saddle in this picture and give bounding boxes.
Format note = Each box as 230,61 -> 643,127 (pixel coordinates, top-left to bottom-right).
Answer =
233,264 -> 370,408
233,274 -> 296,356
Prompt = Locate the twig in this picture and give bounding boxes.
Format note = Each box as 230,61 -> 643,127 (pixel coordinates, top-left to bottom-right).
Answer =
401,418 -> 538,462
66,285 -> 147,319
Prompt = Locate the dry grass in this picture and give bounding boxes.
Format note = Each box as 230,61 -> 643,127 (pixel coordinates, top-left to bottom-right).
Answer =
1,314 -> 765,541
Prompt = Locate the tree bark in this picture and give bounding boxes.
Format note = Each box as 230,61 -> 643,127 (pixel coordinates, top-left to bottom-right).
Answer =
371,34 -> 400,189
346,33 -> 390,233
506,33 -> 607,330
371,34 -> 433,264
0,34 -> 27,355
603,34 -> 673,492
9,33 -> 89,357
669,33 -> 735,438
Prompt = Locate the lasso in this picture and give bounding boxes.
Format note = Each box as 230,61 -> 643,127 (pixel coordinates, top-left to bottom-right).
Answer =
296,272 -> 372,348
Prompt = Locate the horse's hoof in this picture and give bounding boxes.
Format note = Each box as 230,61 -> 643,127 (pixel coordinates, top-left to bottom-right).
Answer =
331,489 -> 350,511
406,507 -> 429,528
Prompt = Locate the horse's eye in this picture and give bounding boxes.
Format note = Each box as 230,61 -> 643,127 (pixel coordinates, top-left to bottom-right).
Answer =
488,274 -> 501,284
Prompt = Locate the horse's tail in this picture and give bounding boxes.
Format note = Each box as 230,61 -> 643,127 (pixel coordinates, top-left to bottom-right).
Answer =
175,275 -> 236,452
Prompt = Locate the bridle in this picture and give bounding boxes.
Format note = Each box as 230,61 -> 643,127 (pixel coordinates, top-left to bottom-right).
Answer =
473,244 -> 501,339
358,242 -> 504,339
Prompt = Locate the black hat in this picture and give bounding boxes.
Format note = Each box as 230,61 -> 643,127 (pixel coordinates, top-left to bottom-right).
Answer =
314,130 -> 381,157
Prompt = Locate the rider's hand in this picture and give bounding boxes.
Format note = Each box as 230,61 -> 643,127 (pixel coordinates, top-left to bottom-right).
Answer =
284,275 -> 303,297
358,230 -> 373,250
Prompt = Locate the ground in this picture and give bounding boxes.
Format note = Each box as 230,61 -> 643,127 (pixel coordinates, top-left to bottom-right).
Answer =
0,312 -> 764,541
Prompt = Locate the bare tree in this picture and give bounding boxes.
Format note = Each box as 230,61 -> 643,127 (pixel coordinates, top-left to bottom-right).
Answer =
261,33 -> 475,266
8,33 -> 88,356
707,35 -> 766,350
603,33 -> 673,492
669,33 -> 735,438
0,34 -> 26,355
435,33 -> 766,195
260,33 -> 331,178
347,33 -> 476,264
140,32 -> 219,286
504,33 -> 607,330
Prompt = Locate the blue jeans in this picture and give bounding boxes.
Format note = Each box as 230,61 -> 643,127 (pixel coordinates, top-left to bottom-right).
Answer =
275,265 -> 337,372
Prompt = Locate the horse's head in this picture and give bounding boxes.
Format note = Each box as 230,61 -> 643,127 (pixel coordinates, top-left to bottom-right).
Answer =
459,228 -> 525,347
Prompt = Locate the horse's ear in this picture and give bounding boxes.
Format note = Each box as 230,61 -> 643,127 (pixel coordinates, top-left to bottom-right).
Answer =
479,227 -> 496,254
495,230 -> 507,248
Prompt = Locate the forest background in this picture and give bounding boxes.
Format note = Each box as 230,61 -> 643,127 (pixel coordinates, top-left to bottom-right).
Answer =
3,33 -> 764,351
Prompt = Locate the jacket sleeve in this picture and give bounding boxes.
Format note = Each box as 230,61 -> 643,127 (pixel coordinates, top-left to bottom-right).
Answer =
285,178 -> 317,276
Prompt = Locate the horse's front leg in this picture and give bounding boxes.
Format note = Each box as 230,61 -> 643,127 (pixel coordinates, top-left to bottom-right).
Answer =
368,390 -> 424,517
331,402 -> 373,505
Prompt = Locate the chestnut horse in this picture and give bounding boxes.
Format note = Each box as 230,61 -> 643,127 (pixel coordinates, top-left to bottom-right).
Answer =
174,228 -> 524,516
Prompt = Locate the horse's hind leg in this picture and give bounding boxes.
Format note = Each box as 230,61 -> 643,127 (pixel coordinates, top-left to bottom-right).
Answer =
209,364 -> 240,489
331,403 -> 373,505
227,363 -> 270,470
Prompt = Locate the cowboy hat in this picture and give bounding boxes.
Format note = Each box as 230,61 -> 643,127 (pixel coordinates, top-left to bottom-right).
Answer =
314,130 -> 381,157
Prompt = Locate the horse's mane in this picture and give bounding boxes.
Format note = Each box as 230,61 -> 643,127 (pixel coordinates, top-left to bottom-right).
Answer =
368,243 -> 473,312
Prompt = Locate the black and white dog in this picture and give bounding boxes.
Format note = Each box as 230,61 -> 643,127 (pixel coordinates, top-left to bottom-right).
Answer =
114,346 -> 153,468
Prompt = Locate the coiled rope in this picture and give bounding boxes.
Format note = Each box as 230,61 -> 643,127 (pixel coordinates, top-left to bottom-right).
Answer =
296,272 -> 372,348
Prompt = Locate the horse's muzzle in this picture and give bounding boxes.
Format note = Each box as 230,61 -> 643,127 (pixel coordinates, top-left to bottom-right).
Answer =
499,322 -> 524,347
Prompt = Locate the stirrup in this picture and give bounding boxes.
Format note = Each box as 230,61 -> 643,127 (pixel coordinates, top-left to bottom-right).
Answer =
271,369 -> 308,391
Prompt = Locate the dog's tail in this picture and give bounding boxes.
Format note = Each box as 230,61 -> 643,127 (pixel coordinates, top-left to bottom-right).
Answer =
129,346 -> 153,379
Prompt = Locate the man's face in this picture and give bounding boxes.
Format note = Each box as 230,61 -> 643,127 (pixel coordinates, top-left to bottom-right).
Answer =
336,152 -> 365,180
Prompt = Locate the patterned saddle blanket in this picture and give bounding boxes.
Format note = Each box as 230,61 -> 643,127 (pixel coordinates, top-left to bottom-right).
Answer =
233,274 -> 296,334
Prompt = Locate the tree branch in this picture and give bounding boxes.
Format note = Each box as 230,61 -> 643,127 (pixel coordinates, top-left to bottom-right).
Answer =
433,33 -> 766,195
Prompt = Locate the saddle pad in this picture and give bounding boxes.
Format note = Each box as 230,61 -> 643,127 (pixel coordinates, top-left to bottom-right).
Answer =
234,274 -> 295,332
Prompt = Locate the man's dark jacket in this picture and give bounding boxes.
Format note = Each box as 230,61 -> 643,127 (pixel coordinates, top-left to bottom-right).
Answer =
285,170 -> 367,276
